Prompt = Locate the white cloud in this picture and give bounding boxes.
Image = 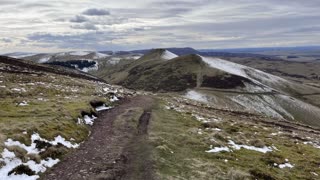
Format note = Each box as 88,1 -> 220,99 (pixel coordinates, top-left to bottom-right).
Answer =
0,0 -> 320,53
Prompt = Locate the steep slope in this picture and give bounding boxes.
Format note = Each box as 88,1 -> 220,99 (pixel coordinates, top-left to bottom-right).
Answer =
200,56 -> 320,95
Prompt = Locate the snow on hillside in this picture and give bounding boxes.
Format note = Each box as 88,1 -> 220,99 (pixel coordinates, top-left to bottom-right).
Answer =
230,94 -> 294,119
0,133 -> 78,179
80,60 -> 99,72
109,57 -> 122,65
161,50 -> 178,60
93,52 -> 110,59
55,52 -> 67,57
6,53 -> 36,59
200,56 -> 289,92
277,95 -> 320,120
132,55 -> 142,60
184,90 -> 208,103
69,51 -> 90,56
38,56 -> 51,63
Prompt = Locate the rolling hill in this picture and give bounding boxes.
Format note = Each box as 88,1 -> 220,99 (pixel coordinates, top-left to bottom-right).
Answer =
94,49 -> 320,127
1,52 -> 320,179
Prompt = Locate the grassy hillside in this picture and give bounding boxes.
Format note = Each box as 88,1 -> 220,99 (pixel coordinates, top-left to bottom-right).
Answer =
149,96 -> 320,179
0,56 -> 132,178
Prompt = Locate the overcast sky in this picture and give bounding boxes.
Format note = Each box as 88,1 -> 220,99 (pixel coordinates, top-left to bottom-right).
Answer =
1,0 -> 320,53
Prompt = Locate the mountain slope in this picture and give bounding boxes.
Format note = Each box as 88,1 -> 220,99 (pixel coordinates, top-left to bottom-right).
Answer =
94,49 -> 320,127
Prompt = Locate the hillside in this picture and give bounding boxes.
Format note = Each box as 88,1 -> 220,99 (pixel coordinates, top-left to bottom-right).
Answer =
1,51 -> 320,180
0,56 -> 134,179
94,49 -> 320,127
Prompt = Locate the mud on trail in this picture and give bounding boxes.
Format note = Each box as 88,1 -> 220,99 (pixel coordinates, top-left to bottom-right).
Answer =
41,96 -> 155,180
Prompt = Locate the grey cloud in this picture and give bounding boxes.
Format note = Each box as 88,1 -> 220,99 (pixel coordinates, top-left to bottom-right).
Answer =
0,0 -> 21,5
70,15 -> 88,23
1,38 -> 12,43
150,0 -> 207,8
27,31 -> 128,50
71,23 -> 98,30
133,28 -> 146,31
19,2 -> 54,8
83,8 -> 110,16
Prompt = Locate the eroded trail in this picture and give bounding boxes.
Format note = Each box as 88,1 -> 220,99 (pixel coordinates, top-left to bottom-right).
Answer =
41,96 -> 154,180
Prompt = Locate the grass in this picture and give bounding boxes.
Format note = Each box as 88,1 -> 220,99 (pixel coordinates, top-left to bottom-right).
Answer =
149,98 -> 320,179
0,71 -> 112,154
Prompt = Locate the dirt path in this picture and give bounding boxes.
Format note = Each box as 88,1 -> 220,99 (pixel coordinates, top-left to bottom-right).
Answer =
41,96 -> 155,180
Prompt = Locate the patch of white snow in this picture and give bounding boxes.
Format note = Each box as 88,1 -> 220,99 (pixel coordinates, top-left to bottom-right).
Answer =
70,51 -> 90,56
279,163 -> 294,168
161,50 -> 178,60
38,56 -> 51,63
184,90 -> 207,103
95,105 -> 112,111
83,115 -> 97,126
206,147 -> 230,153
228,140 -> 273,153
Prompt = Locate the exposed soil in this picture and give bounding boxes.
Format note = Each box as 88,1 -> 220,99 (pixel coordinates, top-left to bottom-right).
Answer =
41,96 -> 155,180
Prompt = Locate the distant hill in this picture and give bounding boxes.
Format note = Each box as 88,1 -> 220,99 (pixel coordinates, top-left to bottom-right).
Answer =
0,56 -> 103,82
200,46 -> 320,53
131,47 -> 283,61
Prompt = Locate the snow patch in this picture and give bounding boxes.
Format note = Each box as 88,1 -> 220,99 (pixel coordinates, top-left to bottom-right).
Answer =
25,158 -> 59,173
38,56 -> 51,63
230,95 -> 293,119
80,61 -> 98,72
18,101 -> 28,106
279,163 -> 294,169
303,141 -> 320,149
201,56 -> 290,92
49,135 -> 79,148
96,104 -> 112,111
184,90 -> 207,103
12,88 -> 26,92
161,50 -> 178,60
5,133 -> 79,154
1,133 -> 76,179
206,140 -> 273,154
132,55 -> 142,60
83,115 -> 97,126
206,147 -> 230,153
70,51 -> 90,56
228,140 -> 273,153
7,53 -> 36,59
109,57 -> 122,65
93,52 -> 110,59
110,96 -> 119,102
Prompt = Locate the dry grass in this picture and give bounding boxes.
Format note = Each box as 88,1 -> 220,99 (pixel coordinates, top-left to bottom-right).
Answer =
7,145 -> 28,162
226,169 -> 250,180
0,69 -> 120,176
149,98 -> 320,179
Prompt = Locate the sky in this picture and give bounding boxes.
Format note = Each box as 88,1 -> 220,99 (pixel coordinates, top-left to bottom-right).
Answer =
0,0 -> 320,53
